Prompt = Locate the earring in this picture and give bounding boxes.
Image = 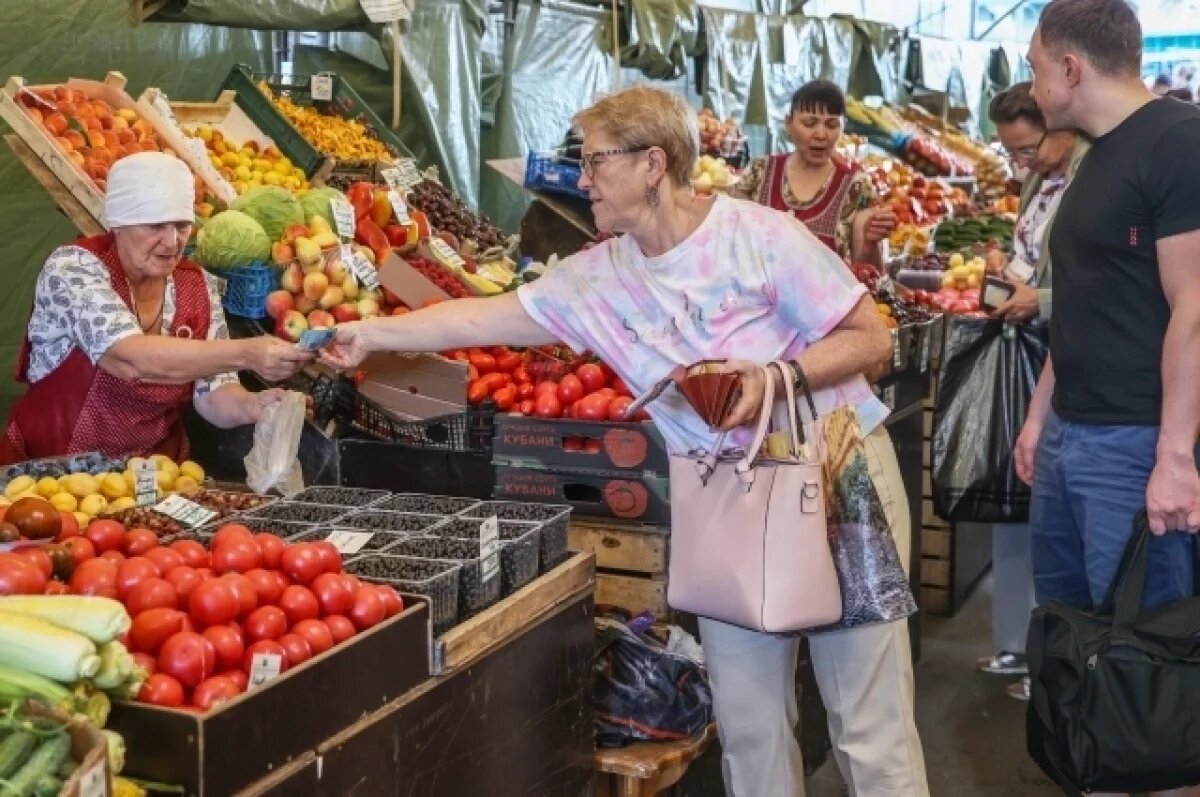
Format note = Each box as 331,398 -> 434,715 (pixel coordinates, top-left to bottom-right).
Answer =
645,185 -> 661,207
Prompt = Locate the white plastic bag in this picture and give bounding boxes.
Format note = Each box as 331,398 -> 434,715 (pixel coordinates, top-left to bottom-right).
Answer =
244,391 -> 306,496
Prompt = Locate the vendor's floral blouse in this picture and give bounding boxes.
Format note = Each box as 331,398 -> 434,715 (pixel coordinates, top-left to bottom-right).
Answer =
735,156 -> 876,260
25,247 -> 239,399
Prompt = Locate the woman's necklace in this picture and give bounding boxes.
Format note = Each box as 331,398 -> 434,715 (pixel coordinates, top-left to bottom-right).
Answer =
126,277 -> 166,334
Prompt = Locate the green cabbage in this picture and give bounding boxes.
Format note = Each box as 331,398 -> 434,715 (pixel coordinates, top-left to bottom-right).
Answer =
230,186 -> 304,243
298,186 -> 346,230
196,210 -> 271,270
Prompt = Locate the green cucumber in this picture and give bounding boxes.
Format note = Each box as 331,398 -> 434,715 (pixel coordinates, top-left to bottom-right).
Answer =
0,732 -> 35,779
3,733 -> 70,796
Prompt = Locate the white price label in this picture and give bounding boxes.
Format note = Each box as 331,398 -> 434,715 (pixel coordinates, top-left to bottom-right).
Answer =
79,761 -> 106,797
388,190 -> 411,225
480,516 -> 500,584
380,167 -> 403,191
325,529 -> 374,555
391,158 -> 422,190
428,238 -> 466,270
135,461 -> 158,507
331,197 -> 356,240
249,652 -> 283,689
153,495 -> 218,528
310,74 -> 334,102
341,244 -> 380,291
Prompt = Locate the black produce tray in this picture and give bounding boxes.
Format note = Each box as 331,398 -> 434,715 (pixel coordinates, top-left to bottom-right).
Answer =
428,518 -> 541,596
346,555 -> 461,636
386,537 -> 501,620
459,501 -> 572,573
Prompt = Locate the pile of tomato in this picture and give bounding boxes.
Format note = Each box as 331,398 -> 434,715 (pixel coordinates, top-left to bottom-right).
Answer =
9,517 -> 402,712
448,347 -> 648,422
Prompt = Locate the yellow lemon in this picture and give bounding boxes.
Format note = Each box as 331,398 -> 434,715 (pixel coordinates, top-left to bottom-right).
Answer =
237,153 -> 252,169
78,494 -> 107,517
4,475 -> 35,500
234,164 -> 251,181
49,492 -> 78,512
196,126 -> 214,143
180,461 -> 205,482
65,473 -> 99,500
123,470 -> 136,492
155,471 -> 176,492
108,497 -> 136,513
263,171 -> 282,186
73,511 -> 90,527
127,456 -> 147,472
35,477 -> 61,498
100,474 -> 129,501
149,454 -> 171,468
174,476 -> 200,495
159,460 -> 181,482
220,152 -> 240,168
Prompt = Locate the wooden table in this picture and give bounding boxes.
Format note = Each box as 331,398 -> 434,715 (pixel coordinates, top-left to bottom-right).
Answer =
595,724 -> 718,797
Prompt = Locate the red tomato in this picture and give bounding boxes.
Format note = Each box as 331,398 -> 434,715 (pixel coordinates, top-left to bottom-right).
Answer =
43,581 -> 71,595
55,512 -> 80,541
608,396 -> 634,422
576,393 -> 611,422
467,381 -> 490,405
126,577 -> 179,615
310,542 -> 343,575
222,669 -> 249,692
512,366 -> 532,385
84,520 -> 125,553
611,376 -> 632,397
253,534 -> 286,570
495,351 -> 523,373
188,579 -> 240,627
138,673 -> 184,707
533,381 -> 559,397
202,624 -> 245,672
242,640 -> 289,675
131,651 -> 157,676
477,373 -> 507,395
557,374 -> 584,405
291,619 -> 334,655
311,573 -> 356,617
562,436 -> 583,452
194,567 -> 216,581
129,608 -> 187,654
244,568 -> 284,607
62,536 -> 96,567
192,675 -> 241,711
349,588 -> 387,631
243,606 -> 288,642
163,566 -> 203,603
143,547 -> 184,576
123,528 -> 159,556
492,385 -> 517,412
568,399 -> 583,420
158,631 -> 215,689
468,352 -> 496,374
278,633 -> 313,668
518,399 -> 536,416
68,558 -> 116,597
516,383 -> 535,401
534,392 -> 563,419
280,544 -> 324,585
99,550 -> 126,568
576,363 -> 607,393
279,585 -> 320,625
211,541 -> 261,574
212,524 -> 255,550
115,557 -> 160,600
323,615 -> 356,644
220,574 -> 258,618
584,438 -> 602,454
375,585 -> 404,617
10,547 -> 52,580
169,540 -> 210,569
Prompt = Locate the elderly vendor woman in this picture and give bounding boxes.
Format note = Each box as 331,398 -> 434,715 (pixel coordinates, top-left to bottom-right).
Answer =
0,152 -> 314,464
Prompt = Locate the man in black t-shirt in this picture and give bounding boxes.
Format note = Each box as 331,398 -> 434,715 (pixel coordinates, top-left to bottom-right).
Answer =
1017,1 -> 1200,624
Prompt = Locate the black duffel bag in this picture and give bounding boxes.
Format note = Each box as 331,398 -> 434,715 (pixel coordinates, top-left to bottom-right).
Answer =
1026,510 -> 1200,794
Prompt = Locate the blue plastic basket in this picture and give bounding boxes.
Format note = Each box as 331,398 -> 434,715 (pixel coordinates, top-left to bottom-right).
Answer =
221,262 -> 277,319
523,152 -> 588,200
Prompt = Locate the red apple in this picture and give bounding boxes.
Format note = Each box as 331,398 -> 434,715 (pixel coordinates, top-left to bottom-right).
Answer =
306,309 -> 335,329
294,294 -> 318,314
271,241 -> 295,267
275,310 -> 308,342
265,290 -> 294,320
318,285 -> 344,310
282,223 -> 311,244
331,303 -> 361,323
303,272 -> 329,301
280,263 -> 304,294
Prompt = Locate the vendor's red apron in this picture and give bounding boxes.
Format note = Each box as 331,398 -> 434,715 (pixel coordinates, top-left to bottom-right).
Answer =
757,153 -> 859,253
0,233 -> 211,465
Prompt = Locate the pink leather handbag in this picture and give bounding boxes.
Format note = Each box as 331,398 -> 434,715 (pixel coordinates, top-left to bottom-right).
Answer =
667,362 -> 843,632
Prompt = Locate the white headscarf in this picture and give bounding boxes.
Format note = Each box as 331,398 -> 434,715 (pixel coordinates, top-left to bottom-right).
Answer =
104,152 -> 195,228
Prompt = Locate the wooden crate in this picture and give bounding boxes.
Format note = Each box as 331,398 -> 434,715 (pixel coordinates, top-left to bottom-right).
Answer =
571,516 -> 671,619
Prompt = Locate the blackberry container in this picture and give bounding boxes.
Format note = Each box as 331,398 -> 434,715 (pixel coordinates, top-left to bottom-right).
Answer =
344,555 -> 462,636
288,486 -> 390,509
289,520 -> 430,553
386,537 -> 501,620
241,502 -> 351,526
199,517 -> 314,537
371,494 -> 480,516
458,501 -> 572,572
336,511 -> 446,535
428,518 -> 541,596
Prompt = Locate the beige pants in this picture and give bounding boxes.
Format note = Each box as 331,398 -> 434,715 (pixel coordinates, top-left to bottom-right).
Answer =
697,426 -> 929,797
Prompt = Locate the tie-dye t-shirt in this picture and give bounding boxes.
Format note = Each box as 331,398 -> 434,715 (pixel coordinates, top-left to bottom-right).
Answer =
516,194 -> 888,455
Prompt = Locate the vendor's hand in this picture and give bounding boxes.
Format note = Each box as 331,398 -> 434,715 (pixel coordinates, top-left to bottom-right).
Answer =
241,388 -> 288,425
985,249 -> 1008,276
1146,453 -> 1200,535
319,321 -> 373,371
716,360 -> 773,432
1013,418 -> 1043,487
990,281 -> 1039,322
247,337 -> 315,382
862,208 -> 898,246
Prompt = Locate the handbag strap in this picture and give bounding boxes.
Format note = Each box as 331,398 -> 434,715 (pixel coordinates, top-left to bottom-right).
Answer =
733,365 -> 776,482
768,361 -> 803,455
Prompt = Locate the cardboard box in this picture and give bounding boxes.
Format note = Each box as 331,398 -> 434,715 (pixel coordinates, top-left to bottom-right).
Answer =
494,465 -> 670,525
357,352 -> 467,420
27,704 -> 110,797
492,416 -> 668,474
378,251 -> 451,310
108,600 -> 430,797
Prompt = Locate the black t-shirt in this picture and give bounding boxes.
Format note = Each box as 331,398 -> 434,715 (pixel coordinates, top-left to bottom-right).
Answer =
1049,97 -> 1200,425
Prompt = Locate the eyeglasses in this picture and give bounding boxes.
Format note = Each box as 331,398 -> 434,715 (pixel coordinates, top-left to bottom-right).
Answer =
1003,131 -> 1047,164
580,147 -> 650,177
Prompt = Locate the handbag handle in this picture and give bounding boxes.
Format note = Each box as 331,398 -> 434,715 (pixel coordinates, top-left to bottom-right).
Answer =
734,365 -> 777,481
769,361 -> 804,456
1104,509 -> 1200,634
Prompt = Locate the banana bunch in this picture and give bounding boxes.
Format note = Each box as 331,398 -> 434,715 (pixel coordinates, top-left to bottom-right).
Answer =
846,97 -> 905,136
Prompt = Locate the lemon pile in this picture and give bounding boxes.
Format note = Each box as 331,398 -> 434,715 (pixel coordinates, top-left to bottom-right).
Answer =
194,126 -> 310,195
0,456 -> 206,526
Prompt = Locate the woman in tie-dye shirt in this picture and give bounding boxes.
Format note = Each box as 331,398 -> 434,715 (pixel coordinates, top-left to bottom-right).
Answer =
322,85 -> 929,797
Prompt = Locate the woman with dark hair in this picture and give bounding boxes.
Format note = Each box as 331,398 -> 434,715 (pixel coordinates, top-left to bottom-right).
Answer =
736,79 -> 895,263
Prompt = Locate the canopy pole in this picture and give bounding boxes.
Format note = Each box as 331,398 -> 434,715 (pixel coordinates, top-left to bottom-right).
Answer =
392,20 -> 402,129
611,0 -> 621,90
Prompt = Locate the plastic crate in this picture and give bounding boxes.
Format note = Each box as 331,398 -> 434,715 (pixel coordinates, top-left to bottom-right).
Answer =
371,494 -> 480,516
428,518 -> 541,596
289,486 -> 390,509
200,517 -> 313,537
345,390 -> 495,453
336,511 -> 446,535
523,151 -> 588,200
220,65 -> 328,179
386,537 -> 502,620
345,555 -> 461,636
218,262 -> 277,320
285,526 -> 413,554
459,501 -> 572,573
241,502 -> 350,526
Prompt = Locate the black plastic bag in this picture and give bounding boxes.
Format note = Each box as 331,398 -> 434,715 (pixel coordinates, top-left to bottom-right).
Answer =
932,316 -> 1049,523
593,618 -> 713,748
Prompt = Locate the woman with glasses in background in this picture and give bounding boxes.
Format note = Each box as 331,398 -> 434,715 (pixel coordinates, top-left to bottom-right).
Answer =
976,82 -> 1089,700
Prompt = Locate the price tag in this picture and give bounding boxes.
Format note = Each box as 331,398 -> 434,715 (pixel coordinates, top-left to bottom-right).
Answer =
325,529 -> 374,555
380,167 -> 403,191
428,238 -> 466,270
249,652 -> 283,689
135,460 -> 158,507
153,495 -> 218,528
391,158 -> 422,190
881,385 -> 897,411
310,74 -> 334,102
388,190 -> 411,225
331,197 -> 356,240
480,516 -> 500,584
342,244 -> 380,291
79,762 -> 106,797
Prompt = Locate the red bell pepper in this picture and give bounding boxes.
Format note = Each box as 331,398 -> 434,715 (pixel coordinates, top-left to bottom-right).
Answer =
371,189 -> 393,228
384,224 -> 408,248
355,217 -> 391,264
346,182 -> 375,221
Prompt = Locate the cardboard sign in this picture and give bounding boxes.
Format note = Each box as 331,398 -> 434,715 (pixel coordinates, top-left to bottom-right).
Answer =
331,197 -> 357,240
153,495 -> 217,528
342,244 -> 380,291
310,74 -> 334,102
325,529 -> 374,555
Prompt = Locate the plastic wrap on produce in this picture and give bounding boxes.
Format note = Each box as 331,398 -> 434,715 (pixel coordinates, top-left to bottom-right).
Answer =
700,7 -> 766,127
133,0 -> 375,31
598,0 -> 702,81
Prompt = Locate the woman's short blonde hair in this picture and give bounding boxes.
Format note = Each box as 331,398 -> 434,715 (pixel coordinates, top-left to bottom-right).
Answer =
572,85 -> 699,188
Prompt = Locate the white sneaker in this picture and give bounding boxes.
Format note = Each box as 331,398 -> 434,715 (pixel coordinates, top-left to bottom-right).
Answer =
977,651 -> 1028,675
